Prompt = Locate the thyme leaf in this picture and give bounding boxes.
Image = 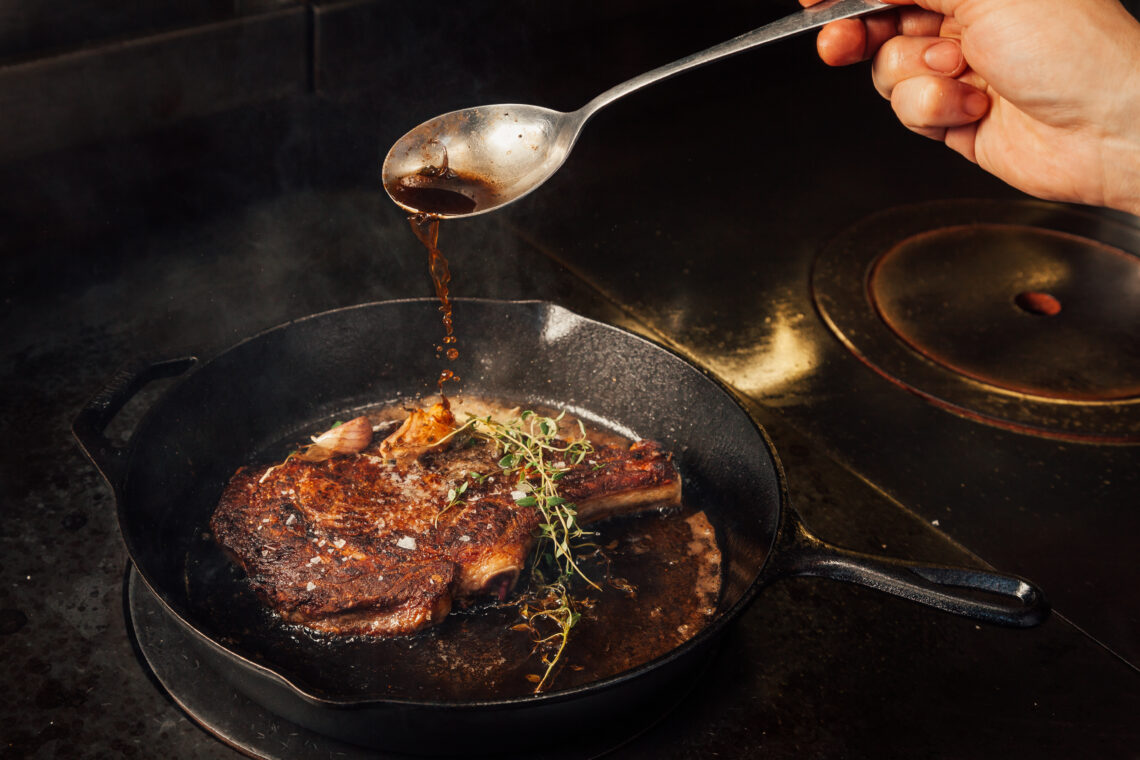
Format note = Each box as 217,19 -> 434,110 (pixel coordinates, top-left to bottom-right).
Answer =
434,479 -> 469,527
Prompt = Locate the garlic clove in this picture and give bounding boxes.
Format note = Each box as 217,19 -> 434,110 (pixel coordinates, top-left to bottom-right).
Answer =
307,416 -> 373,458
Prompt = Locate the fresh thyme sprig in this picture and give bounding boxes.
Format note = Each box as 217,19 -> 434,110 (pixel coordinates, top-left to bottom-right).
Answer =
463,409 -> 599,692
515,580 -> 583,692
425,409 -> 606,691
482,410 -> 598,589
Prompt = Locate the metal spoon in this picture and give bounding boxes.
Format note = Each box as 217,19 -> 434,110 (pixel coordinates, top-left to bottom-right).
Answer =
382,0 -> 891,218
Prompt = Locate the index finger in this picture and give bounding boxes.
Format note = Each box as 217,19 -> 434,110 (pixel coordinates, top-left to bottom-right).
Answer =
819,12 -> 946,66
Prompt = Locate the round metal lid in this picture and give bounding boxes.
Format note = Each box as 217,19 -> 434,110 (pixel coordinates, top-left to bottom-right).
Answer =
868,224 -> 1140,401
811,200 -> 1140,443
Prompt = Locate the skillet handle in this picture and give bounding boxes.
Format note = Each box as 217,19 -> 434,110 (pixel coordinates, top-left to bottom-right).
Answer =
767,512 -> 1049,627
72,357 -> 197,489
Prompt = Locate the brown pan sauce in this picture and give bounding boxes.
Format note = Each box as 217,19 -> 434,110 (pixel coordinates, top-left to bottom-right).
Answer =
399,500 -> 720,699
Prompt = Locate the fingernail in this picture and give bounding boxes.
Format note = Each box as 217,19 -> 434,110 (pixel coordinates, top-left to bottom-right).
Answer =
964,91 -> 990,117
923,41 -> 963,73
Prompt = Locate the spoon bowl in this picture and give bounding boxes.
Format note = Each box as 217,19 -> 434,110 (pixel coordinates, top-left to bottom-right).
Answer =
383,0 -> 890,218
383,104 -> 581,219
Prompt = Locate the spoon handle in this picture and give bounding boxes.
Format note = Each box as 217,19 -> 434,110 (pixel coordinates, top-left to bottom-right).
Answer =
578,0 -> 892,118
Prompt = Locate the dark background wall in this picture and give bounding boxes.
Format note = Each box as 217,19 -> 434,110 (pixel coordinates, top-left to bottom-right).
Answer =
1,0 -> 763,164
0,0 -> 272,60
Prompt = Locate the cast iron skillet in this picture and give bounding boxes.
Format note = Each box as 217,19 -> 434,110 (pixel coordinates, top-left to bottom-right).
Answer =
73,299 -> 1047,755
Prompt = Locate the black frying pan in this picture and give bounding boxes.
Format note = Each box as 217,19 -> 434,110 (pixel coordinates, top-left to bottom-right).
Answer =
73,299 -> 1047,754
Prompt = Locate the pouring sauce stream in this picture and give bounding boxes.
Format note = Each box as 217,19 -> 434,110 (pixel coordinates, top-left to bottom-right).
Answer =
392,147 -> 502,396
408,214 -> 460,394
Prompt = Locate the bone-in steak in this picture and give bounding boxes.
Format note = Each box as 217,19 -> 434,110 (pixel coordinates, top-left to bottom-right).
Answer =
210,402 -> 682,636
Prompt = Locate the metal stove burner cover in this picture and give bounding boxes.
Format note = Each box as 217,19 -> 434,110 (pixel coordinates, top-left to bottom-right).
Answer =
812,199 -> 1140,443
869,224 -> 1140,401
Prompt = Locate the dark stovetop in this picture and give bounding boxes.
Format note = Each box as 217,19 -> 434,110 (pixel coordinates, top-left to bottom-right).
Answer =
2,4 -> 1138,758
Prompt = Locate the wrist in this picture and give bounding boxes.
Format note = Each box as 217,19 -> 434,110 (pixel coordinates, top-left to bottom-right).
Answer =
1101,100 -> 1140,218
1101,11 -> 1140,217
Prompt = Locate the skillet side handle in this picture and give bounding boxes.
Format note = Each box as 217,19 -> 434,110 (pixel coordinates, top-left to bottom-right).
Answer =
72,357 -> 197,489
768,514 -> 1050,628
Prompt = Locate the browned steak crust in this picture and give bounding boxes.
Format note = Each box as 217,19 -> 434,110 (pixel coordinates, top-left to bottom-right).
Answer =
210,413 -> 681,637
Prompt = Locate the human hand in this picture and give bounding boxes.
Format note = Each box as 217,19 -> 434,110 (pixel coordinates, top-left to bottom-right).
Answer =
802,0 -> 1140,216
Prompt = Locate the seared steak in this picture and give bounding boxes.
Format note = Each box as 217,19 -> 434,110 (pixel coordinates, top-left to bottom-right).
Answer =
210,402 -> 682,636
